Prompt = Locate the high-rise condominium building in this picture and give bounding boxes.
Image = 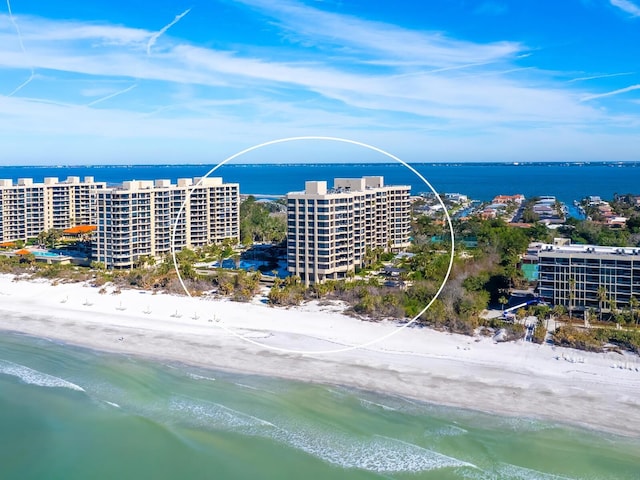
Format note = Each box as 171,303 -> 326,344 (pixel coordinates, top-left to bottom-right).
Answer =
0,176 -> 106,243
537,241 -> 640,311
286,176 -> 411,285
94,177 -> 239,268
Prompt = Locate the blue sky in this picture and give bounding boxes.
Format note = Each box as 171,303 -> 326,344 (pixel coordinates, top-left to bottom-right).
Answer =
1,0 -> 639,164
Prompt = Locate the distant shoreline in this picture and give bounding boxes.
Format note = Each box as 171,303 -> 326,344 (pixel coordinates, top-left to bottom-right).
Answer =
1,273 -> 639,438
2,162 -> 637,205
2,161 -> 640,168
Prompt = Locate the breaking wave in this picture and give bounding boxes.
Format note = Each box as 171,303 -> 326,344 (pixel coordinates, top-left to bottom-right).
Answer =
0,359 -> 85,392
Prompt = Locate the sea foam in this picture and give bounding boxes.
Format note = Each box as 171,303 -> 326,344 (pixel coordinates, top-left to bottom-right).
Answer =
169,397 -> 275,431
358,397 -> 397,411
495,463 -> 580,480
0,359 -> 85,392
186,372 -> 216,382
267,430 -> 476,473
168,396 -> 475,473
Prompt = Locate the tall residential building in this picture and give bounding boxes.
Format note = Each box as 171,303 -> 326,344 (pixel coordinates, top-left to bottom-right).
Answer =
536,241 -> 640,311
93,177 -> 239,268
0,176 -> 106,243
286,176 -> 411,285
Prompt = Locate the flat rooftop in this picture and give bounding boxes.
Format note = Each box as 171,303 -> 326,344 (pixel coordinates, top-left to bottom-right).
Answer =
536,243 -> 640,256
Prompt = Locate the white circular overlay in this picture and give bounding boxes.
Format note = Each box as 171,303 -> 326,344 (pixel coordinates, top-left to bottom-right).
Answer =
172,136 -> 455,354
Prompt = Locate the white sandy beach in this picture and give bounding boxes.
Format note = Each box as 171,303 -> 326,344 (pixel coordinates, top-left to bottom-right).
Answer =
1,273 -> 639,437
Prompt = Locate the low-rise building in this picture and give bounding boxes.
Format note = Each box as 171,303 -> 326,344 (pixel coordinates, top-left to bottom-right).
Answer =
536,240 -> 640,311
445,193 -> 468,203
492,194 -> 525,205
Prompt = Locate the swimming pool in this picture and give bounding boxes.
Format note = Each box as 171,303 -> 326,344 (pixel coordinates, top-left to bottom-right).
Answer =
32,251 -> 66,258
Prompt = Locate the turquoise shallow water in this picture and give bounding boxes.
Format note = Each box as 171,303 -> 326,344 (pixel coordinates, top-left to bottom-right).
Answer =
1,332 -> 639,480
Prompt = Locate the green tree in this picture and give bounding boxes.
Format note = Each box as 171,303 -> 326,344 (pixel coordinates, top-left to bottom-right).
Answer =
240,196 -> 286,245
626,216 -> 640,233
37,229 -> 63,249
551,304 -> 566,330
176,248 -> 198,280
90,261 -> 106,271
498,296 -> 508,311
532,318 -> 547,344
568,277 -> 576,320
597,286 -> 608,322
535,304 -> 551,322
630,296 -> 639,329
19,252 -> 36,265
526,223 -> 550,242
521,206 -> 540,223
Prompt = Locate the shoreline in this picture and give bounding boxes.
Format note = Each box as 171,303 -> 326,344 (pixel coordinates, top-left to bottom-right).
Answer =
1,274 -> 639,438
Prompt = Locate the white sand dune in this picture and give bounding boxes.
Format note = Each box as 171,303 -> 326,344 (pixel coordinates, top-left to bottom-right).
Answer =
1,274 -> 639,437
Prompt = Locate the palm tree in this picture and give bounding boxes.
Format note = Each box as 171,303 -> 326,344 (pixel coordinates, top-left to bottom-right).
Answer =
537,304 -> 551,324
498,296 -> 508,311
630,296 -> 639,329
550,304 -> 565,330
36,230 -> 47,248
597,286 -> 608,323
552,304 -> 566,319
608,293 -> 617,321
568,277 -> 576,320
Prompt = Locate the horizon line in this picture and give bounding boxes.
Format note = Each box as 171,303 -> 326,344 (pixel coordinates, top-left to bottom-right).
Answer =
2,160 -> 640,168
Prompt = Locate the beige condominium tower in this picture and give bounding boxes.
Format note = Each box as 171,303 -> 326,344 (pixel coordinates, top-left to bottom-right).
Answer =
286,176 -> 411,285
94,177 -> 239,269
0,176 -> 106,243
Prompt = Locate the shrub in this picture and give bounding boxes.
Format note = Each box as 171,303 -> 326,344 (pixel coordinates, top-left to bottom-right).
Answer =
552,326 -> 603,352
593,328 -> 640,354
532,321 -> 547,344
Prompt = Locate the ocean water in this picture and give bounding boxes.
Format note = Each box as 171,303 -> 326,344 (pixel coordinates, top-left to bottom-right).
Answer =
1,332 -> 639,480
1,162 -> 639,205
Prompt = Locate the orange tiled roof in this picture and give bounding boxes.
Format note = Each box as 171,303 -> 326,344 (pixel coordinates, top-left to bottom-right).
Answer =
15,249 -> 31,255
63,225 -> 97,235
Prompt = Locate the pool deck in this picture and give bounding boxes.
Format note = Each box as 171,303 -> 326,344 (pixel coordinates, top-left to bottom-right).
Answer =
1,248 -> 89,266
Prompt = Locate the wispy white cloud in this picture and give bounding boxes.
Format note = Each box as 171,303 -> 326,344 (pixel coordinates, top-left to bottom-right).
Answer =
582,84 -> 640,101
0,1 -> 638,164
610,0 -> 640,17
0,5 -> 561,127
0,8 -> 602,127
18,21 -> 148,45
80,86 -> 129,97
86,84 -> 137,106
5,0 -> 34,96
7,70 -> 34,96
231,0 -> 523,68
146,8 -> 191,56
568,71 -> 635,82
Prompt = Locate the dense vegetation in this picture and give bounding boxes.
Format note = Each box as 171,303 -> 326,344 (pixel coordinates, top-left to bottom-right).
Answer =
0,243 -> 262,301
240,196 -> 286,245
267,216 -> 537,335
3,195 -> 640,354
553,325 -> 640,354
558,218 -> 631,247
